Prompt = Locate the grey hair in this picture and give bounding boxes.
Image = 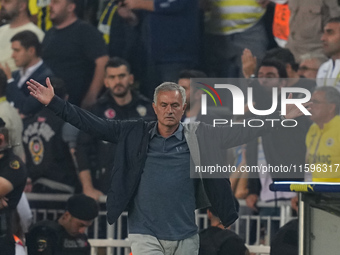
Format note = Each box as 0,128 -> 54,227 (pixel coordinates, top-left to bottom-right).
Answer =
299,53 -> 328,66
315,86 -> 340,114
153,82 -> 186,105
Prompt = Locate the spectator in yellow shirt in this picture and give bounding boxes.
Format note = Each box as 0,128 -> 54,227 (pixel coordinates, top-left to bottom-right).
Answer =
306,86 -> 340,182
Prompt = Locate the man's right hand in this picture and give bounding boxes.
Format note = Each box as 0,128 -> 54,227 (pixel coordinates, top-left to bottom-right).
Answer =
26,77 -> 55,106
246,194 -> 259,212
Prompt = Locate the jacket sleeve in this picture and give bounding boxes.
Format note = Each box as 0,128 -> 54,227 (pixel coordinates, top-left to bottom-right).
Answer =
47,96 -> 121,143
245,138 -> 261,195
203,178 -> 239,227
75,130 -> 95,172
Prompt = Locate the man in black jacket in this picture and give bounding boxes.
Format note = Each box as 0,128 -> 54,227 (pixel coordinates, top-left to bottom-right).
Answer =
27,77 -> 307,255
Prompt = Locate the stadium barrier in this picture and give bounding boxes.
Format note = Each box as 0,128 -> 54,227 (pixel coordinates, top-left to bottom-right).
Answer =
26,193 -> 296,255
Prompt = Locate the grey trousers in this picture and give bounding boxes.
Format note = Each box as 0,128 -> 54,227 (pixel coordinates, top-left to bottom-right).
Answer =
128,233 -> 199,255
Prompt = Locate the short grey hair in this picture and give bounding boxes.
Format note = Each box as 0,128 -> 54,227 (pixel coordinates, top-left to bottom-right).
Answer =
299,53 -> 328,66
153,82 -> 186,105
315,86 -> 340,114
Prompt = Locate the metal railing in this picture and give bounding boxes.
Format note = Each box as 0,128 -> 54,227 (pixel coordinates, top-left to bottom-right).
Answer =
25,193 -> 296,255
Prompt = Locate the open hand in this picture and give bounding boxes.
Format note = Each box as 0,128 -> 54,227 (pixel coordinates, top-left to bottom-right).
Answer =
27,77 -> 55,106
241,48 -> 257,78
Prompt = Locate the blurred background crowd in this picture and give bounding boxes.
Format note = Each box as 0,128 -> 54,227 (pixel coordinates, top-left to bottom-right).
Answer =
1,0 -> 340,254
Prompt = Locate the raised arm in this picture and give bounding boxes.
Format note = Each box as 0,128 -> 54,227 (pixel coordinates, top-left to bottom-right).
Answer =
241,48 -> 257,79
26,78 -> 121,143
202,94 -> 312,149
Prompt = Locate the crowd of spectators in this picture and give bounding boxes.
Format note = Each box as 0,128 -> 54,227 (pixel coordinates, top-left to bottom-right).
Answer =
1,0 -> 340,254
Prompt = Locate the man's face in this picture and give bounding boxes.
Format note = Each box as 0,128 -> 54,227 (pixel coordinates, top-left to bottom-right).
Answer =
298,59 -> 319,79
152,90 -> 186,129
321,22 -> 340,58
104,65 -> 133,98
11,41 -> 33,68
258,66 -> 283,92
49,0 -> 73,25
0,0 -> 21,21
310,91 -> 334,124
64,214 -> 93,237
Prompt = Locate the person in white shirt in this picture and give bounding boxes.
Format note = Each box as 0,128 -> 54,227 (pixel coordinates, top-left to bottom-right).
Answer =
317,17 -> 340,91
0,0 -> 44,71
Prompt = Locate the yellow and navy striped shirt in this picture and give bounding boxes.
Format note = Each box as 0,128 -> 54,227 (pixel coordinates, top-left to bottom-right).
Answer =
98,0 -> 118,45
29,0 -> 52,32
205,0 -> 265,35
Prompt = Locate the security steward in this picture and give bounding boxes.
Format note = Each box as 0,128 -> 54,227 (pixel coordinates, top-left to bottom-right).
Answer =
0,118 -> 27,254
27,194 -> 99,255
